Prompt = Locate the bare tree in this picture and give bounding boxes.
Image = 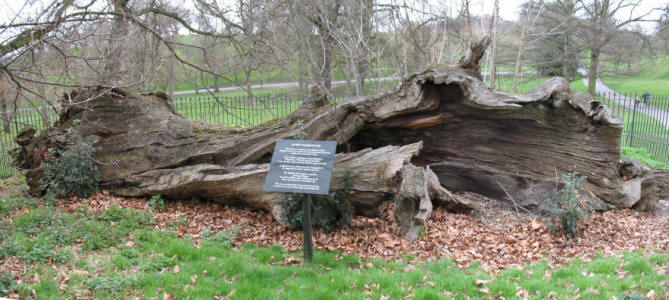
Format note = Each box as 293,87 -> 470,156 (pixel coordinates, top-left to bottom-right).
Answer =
576,0 -> 653,95
513,0 -> 544,92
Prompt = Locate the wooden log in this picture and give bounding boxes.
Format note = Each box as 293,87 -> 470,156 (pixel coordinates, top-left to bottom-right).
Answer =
13,65 -> 654,217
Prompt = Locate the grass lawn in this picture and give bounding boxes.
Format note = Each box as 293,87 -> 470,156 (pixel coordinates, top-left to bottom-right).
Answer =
595,94 -> 669,164
0,181 -> 666,299
490,74 -> 589,94
602,55 -> 669,99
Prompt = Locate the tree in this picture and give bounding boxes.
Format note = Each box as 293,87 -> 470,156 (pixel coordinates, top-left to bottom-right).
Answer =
194,0 -> 278,101
603,29 -> 645,73
576,0 -> 653,95
524,0 -> 580,80
656,2 -> 669,50
331,0 -> 374,95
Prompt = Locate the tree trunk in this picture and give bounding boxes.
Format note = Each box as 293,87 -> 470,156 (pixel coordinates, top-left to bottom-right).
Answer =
102,0 -> 129,85
587,48 -> 600,95
0,94 -> 9,133
562,33 -> 570,79
167,59 -> 175,99
321,37 -> 333,90
513,27 -> 526,93
13,46 -> 667,228
244,69 -> 253,105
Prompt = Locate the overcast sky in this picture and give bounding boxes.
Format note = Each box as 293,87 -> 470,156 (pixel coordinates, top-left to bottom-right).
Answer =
1,0 -> 666,34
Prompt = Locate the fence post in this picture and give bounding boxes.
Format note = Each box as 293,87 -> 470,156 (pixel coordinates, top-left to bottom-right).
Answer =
627,93 -> 637,148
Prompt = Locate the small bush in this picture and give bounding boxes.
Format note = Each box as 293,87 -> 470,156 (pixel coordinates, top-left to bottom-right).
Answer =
0,272 -> 15,296
280,171 -> 353,233
543,172 -> 591,238
148,194 -> 165,210
41,119 -> 101,198
619,292 -> 645,300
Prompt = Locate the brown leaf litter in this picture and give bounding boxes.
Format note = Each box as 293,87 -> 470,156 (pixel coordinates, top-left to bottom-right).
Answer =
49,190 -> 669,269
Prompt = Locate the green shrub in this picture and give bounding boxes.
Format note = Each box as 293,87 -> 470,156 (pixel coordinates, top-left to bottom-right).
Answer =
148,194 -> 165,210
40,119 -> 101,198
543,172 -> 591,238
279,171 -> 353,233
0,272 -> 15,296
619,292 -> 645,300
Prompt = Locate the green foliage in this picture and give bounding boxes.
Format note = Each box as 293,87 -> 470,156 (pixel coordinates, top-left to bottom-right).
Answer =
0,196 -> 37,216
85,274 -> 138,295
0,170 -> 13,179
280,171 -> 353,233
148,194 -> 166,210
543,172 -> 591,238
1,206 -> 153,263
622,147 -> 669,170
78,206 -> 153,250
0,272 -> 15,296
620,292 -> 646,300
40,119 -> 101,198
201,226 -> 238,247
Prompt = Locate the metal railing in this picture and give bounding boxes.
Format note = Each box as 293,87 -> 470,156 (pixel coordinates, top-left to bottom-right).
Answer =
0,93 -> 344,174
594,91 -> 669,163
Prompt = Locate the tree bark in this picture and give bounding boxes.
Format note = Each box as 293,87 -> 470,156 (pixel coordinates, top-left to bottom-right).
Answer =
587,47 -> 600,96
102,0 -> 129,85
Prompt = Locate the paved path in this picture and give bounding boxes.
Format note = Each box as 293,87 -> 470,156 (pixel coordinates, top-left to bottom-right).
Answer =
578,68 -> 669,130
173,76 -> 398,96
172,71 -> 526,96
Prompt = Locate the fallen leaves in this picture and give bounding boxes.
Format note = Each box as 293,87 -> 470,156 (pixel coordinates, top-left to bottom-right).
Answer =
474,279 -> 490,286
51,191 -> 669,270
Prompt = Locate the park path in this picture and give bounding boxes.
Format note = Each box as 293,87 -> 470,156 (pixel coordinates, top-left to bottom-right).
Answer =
173,76 -> 397,96
578,68 -> 669,130
172,71 -> 524,96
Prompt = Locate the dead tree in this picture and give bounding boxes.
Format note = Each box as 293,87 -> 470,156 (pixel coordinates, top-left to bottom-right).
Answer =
12,43 -> 669,235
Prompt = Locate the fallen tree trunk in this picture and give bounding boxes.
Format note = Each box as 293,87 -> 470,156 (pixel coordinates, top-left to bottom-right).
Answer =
13,65 -> 668,222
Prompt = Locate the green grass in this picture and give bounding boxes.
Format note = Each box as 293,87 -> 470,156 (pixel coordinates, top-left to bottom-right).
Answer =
1,198 -> 667,299
622,147 -> 669,169
490,74 -> 589,94
602,55 -> 669,99
596,94 -> 669,164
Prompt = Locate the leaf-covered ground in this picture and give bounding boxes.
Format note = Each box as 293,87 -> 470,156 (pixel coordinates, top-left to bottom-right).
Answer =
53,190 -> 669,270
1,175 -> 668,299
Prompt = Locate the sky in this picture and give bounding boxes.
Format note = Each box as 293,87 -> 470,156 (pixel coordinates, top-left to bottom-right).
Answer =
478,0 -> 664,32
0,0 -> 666,35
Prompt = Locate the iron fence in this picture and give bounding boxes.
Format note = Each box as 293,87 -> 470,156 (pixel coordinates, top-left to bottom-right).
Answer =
594,91 -> 669,164
0,91 -> 667,174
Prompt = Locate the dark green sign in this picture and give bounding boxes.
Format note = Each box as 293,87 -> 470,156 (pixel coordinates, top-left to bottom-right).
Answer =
264,139 -> 337,195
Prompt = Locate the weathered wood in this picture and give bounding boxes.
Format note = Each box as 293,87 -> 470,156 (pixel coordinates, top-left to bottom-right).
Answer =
13,65 -> 658,220
114,142 -> 424,219
456,37 -> 491,79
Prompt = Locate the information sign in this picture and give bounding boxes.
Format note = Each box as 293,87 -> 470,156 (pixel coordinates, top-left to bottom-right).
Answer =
264,139 -> 337,195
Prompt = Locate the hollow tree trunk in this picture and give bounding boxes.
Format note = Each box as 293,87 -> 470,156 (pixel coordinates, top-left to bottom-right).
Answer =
13,51 -> 668,225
